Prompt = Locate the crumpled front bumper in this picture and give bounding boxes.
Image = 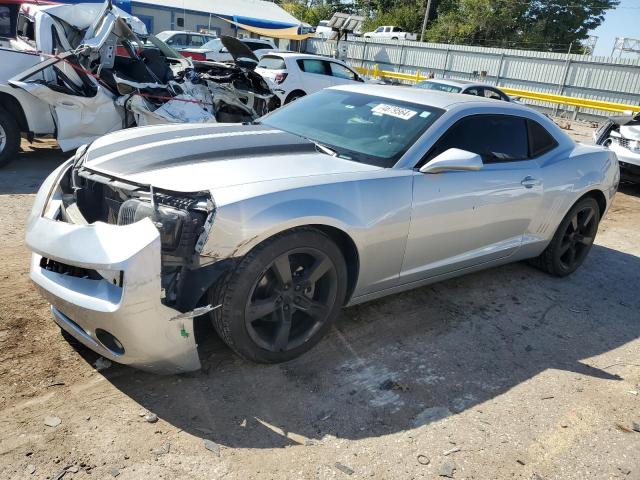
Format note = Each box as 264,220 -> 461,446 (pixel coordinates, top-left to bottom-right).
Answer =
609,142 -> 640,168
25,161 -> 201,374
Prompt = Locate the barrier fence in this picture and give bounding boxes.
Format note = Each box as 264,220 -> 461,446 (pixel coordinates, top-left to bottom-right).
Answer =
353,65 -> 640,115
306,38 -> 640,119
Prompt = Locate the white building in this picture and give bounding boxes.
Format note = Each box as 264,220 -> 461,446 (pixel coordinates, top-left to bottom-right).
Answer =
131,0 -> 310,48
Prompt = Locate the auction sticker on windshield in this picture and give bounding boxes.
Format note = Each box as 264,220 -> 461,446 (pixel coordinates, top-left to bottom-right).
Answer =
371,103 -> 417,120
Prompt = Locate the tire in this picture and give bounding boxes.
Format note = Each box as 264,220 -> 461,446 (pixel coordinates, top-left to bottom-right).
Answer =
209,228 -> 348,363
531,197 -> 600,277
392,37 -> 399,40
285,91 -> 305,104
0,107 -> 20,168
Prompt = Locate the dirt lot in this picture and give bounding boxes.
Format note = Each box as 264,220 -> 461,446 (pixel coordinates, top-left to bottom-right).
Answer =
1,125 -> 639,480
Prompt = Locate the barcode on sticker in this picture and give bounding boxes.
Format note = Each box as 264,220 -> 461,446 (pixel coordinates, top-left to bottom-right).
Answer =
371,104 -> 417,120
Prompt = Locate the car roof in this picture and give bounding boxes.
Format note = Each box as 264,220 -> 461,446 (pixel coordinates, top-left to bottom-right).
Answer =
419,78 -> 498,89
330,84 -> 515,110
161,30 -> 216,36
265,52 -> 342,61
242,38 -> 274,44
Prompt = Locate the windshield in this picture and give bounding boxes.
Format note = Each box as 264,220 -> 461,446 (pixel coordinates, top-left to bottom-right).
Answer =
257,55 -> 286,70
155,31 -> 170,42
260,90 -> 444,167
202,38 -> 223,50
143,34 -> 184,60
416,81 -> 462,93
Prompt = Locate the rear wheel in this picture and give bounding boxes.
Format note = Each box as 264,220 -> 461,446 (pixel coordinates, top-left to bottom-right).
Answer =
0,108 -> 20,168
210,228 -> 347,363
531,197 -> 600,277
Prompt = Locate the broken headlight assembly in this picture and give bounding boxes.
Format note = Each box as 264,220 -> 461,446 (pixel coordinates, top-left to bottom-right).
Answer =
116,193 -> 210,257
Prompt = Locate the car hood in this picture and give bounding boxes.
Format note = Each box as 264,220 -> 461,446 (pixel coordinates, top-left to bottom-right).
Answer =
221,35 -> 259,63
82,123 -> 381,192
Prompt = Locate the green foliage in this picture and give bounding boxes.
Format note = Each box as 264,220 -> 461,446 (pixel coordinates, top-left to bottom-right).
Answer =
278,1 -> 355,26
280,0 -> 619,52
425,0 -> 619,52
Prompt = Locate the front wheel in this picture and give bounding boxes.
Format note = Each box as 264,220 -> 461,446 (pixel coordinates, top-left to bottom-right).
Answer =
210,228 -> 347,363
531,197 -> 600,277
0,108 -> 20,168
285,91 -> 305,104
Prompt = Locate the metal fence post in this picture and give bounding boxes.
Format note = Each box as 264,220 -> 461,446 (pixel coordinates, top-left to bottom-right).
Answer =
361,38 -> 368,70
554,52 -> 573,116
496,53 -> 505,86
442,47 -> 450,78
399,43 -> 406,75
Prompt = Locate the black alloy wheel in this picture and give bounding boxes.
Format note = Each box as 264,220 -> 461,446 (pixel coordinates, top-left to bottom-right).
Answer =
531,196 -> 601,277
557,204 -> 598,271
244,248 -> 337,353
210,228 -> 347,363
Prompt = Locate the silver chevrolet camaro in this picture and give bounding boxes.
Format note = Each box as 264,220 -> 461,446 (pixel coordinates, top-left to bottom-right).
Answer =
26,84 -> 619,373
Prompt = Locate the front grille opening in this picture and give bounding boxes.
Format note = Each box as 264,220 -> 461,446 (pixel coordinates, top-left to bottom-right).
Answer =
40,257 -> 123,287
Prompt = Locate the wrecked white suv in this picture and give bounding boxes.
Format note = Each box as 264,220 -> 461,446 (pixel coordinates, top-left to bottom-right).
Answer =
0,0 -> 277,167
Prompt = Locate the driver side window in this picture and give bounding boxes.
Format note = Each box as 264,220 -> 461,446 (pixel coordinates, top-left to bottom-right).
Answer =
427,115 -> 529,164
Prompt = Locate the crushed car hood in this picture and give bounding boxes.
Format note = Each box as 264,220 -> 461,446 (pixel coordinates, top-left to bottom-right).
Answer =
82,123 -> 382,192
620,124 -> 640,141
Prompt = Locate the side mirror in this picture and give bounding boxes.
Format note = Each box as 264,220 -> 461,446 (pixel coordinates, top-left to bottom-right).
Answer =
419,148 -> 483,174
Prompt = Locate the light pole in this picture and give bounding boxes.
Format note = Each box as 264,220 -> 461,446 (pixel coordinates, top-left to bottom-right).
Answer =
420,0 -> 433,42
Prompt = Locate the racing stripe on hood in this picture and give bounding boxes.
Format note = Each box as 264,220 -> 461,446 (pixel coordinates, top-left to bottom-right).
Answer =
84,124 -> 316,176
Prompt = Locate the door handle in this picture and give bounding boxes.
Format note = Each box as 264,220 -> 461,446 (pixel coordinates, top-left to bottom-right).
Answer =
521,176 -> 542,188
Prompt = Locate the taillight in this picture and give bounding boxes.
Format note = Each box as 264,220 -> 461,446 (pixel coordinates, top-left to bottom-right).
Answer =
182,51 -> 207,61
115,46 -> 130,57
274,72 -> 288,84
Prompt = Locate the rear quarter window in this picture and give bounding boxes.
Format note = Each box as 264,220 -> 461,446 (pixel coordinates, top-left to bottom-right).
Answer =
527,120 -> 559,157
257,55 -> 286,70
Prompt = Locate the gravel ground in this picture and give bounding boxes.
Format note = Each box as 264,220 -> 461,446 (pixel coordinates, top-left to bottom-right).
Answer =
1,123 -> 639,480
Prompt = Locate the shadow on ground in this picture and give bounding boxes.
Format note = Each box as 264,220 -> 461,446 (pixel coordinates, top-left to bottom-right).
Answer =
70,244 -> 640,450
0,140 -> 64,194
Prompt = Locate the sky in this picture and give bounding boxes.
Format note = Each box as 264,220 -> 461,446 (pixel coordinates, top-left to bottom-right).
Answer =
591,0 -> 640,56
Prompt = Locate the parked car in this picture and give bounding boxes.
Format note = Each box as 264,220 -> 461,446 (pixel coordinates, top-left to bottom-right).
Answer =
254,52 -> 364,104
179,36 -> 277,62
363,26 -> 417,41
155,30 -> 217,50
416,79 -> 513,102
0,3 -> 276,167
240,37 -> 278,59
27,84 -> 619,373
593,113 -> 640,183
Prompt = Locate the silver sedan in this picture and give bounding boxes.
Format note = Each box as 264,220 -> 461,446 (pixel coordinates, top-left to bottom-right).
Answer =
26,85 -> 620,373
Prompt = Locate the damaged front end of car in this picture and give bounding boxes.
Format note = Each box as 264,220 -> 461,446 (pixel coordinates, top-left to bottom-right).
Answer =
594,113 -> 640,182
26,152 -> 227,373
6,0 -> 278,150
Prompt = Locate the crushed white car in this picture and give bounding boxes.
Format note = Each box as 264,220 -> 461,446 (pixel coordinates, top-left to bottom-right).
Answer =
0,0 -> 277,167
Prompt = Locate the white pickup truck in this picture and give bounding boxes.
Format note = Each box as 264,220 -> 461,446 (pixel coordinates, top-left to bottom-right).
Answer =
363,26 -> 417,41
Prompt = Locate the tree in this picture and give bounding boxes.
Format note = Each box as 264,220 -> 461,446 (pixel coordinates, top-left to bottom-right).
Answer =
353,0 -> 618,52
278,0 -> 354,26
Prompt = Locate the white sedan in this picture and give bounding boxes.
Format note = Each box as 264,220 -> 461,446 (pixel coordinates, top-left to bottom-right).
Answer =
255,52 -> 365,105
